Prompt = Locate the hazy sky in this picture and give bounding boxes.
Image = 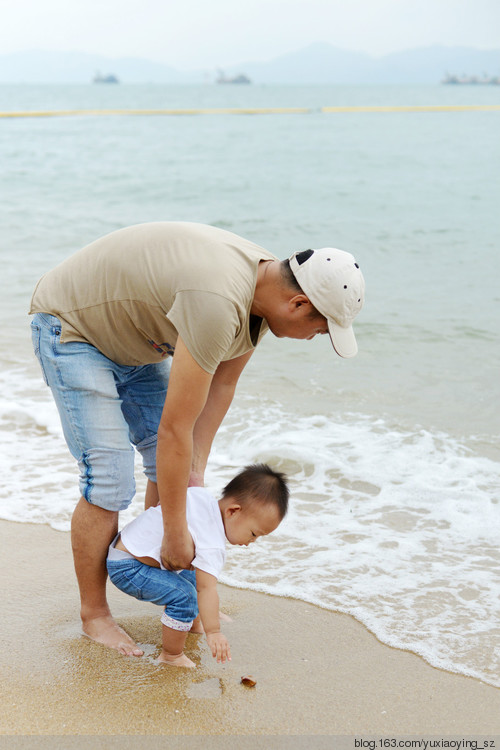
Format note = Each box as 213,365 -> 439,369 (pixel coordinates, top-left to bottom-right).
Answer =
2,0 -> 500,69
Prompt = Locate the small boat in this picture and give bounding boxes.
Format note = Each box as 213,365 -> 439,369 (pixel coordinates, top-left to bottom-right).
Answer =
216,70 -> 251,85
442,72 -> 499,85
93,72 -> 120,84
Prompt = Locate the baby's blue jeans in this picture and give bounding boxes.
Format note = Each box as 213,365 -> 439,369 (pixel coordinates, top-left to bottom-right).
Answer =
106,554 -> 198,631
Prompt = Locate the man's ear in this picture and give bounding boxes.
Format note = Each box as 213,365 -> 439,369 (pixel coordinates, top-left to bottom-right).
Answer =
289,293 -> 311,310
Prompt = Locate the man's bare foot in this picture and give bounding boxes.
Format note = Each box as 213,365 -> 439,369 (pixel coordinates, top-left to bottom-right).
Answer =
82,614 -> 143,657
158,651 -> 196,668
190,616 -> 204,634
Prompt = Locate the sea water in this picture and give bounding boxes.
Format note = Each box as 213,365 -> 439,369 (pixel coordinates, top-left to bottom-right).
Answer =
1,83 -> 499,686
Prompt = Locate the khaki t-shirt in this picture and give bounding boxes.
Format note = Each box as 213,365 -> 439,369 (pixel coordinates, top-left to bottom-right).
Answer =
30,222 -> 277,373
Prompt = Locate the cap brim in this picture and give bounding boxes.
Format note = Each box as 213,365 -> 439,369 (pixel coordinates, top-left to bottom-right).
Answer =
328,320 -> 358,358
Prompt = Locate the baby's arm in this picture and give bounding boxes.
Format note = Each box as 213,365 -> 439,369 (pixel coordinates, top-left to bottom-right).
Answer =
195,569 -> 231,663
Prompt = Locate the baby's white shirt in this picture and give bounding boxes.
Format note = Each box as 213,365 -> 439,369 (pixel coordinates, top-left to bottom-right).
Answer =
120,486 -> 226,579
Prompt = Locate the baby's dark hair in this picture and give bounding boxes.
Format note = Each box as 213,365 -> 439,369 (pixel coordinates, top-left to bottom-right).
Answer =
221,463 -> 289,519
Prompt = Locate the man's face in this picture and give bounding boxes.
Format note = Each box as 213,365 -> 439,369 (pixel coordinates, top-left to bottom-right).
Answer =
267,297 -> 329,340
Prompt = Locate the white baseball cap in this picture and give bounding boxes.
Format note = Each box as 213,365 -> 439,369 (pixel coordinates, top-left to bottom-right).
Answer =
289,248 -> 365,358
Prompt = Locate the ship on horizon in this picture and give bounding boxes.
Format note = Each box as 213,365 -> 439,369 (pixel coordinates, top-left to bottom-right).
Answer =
216,69 -> 251,85
442,72 -> 499,85
93,72 -> 120,84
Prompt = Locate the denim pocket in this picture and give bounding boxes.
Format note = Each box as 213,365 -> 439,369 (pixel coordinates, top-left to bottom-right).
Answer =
30,321 -> 49,385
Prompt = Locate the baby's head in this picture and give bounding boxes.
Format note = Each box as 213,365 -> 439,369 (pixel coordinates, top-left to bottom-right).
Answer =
218,463 -> 289,547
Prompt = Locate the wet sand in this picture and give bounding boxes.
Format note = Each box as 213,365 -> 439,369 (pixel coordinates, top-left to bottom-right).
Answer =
1,519 -> 499,745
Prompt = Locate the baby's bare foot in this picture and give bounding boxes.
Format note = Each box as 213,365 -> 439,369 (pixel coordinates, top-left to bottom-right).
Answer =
82,615 -> 143,657
158,651 -> 196,668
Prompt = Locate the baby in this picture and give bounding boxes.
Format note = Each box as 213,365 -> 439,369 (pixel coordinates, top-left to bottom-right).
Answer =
106,463 -> 289,667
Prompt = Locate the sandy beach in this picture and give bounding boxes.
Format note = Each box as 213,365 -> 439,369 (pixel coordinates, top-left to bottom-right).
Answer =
1,519 -> 499,747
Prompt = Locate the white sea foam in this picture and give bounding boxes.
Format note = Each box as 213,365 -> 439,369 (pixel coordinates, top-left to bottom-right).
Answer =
210,398 -> 500,688
0,368 -> 147,530
2,369 -> 499,688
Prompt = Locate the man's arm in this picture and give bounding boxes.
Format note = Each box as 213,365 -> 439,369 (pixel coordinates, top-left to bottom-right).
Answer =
157,337 -> 213,569
190,349 -> 254,486
157,339 -> 253,569
196,569 -> 231,663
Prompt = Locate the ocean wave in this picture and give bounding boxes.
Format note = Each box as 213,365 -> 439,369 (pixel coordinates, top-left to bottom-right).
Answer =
209,399 -> 500,688
1,369 -> 499,687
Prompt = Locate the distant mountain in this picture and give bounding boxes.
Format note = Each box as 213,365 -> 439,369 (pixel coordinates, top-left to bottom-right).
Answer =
239,43 -> 500,84
238,43 -> 375,85
0,43 -> 499,85
374,45 -> 500,85
0,50 -> 198,84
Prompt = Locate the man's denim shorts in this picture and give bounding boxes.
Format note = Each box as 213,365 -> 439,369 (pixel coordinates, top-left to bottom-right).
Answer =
30,313 -> 170,511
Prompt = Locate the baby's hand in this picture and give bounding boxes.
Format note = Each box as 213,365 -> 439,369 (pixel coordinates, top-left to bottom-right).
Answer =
206,632 -> 231,663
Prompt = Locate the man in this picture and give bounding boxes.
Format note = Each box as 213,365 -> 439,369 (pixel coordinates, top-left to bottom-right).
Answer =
30,221 -> 365,656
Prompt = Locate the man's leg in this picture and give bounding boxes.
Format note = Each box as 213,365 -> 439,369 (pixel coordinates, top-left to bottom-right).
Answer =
71,498 -> 143,656
31,314 -> 143,655
118,360 -> 170,514
144,480 -> 160,509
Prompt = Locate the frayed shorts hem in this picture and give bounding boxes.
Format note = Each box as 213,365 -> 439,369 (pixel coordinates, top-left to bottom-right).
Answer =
161,612 -> 194,631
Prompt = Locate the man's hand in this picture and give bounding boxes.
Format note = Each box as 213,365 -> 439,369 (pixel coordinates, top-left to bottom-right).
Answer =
160,524 -> 194,571
188,470 -> 204,488
206,632 -> 231,663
